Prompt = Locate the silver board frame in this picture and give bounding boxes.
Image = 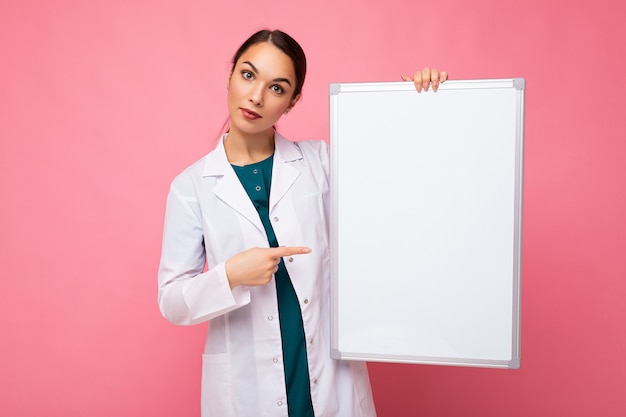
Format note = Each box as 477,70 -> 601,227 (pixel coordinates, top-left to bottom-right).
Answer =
329,79 -> 524,369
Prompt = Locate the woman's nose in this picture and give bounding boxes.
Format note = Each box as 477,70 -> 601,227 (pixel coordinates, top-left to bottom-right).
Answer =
249,85 -> 263,106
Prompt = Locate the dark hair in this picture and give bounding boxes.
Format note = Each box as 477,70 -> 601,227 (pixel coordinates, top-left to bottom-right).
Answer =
231,29 -> 307,99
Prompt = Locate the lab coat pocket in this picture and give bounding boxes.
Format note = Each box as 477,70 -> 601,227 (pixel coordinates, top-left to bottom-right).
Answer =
201,353 -> 236,417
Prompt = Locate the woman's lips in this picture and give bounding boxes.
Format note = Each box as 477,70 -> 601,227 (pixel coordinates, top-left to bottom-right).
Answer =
240,108 -> 261,120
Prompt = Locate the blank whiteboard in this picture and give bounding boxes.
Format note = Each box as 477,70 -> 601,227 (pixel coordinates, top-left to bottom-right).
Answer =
329,79 -> 524,369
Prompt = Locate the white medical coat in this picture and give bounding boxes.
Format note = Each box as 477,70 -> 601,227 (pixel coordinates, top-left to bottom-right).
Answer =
158,133 -> 376,417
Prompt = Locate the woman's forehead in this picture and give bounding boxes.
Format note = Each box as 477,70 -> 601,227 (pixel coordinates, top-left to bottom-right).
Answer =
236,42 -> 296,81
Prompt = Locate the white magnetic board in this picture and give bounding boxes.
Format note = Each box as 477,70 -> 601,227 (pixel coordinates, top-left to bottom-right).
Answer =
329,79 -> 524,369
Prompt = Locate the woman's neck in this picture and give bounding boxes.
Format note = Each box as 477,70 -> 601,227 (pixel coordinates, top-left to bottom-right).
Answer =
224,129 -> 275,166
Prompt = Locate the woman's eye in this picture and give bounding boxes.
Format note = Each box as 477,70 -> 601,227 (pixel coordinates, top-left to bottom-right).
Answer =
242,71 -> 253,80
271,85 -> 284,94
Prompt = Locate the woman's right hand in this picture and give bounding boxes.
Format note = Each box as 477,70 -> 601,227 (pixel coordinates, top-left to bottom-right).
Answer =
401,67 -> 448,93
225,246 -> 312,288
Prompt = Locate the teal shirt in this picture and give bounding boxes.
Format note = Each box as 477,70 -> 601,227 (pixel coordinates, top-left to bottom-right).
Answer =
232,155 -> 314,417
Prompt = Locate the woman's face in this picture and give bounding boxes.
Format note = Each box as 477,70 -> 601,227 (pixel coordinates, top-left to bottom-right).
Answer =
227,42 -> 301,138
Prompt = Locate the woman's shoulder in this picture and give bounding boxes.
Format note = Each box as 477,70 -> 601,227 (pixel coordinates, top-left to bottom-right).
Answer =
294,138 -> 328,152
169,144 -> 224,191
294,139 -> 329,166
284,137 -> 330,177
173,153 -> 208,180
275,133 -> 328,159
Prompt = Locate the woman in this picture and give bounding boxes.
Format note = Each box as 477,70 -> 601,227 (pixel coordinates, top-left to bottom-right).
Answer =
158,29 -> 447,417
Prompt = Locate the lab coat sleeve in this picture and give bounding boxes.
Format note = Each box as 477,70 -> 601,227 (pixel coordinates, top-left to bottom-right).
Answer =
158,180 -> 251,325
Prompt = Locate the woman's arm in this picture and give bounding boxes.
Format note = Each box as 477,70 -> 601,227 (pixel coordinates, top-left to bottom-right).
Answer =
157,181 -> 251,325
158,178 -> 312,325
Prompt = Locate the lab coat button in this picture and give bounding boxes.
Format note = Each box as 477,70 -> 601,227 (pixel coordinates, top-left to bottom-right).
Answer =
273,357 -> 279,364
267,315 -> 273,321
303,298 -> 309,304
277,401 -> 283,406
288,257 -> 294,263
273,216 -> 279,222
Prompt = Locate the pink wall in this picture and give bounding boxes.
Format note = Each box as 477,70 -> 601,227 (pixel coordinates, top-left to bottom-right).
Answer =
1,1 -> 625,416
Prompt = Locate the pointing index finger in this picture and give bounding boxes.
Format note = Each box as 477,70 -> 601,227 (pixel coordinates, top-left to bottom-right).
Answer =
271,246 -> 312,257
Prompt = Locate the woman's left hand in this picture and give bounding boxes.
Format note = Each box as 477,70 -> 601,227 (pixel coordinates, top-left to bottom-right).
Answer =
401,67 -> 448,93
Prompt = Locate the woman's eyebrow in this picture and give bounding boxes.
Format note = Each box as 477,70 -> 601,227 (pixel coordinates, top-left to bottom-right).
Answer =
242,61 -> 259,73
242,60 -> 292,86
273,77 -> 292,86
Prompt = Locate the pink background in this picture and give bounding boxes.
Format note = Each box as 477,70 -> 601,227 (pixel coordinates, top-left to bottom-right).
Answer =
2,0 -> 625,416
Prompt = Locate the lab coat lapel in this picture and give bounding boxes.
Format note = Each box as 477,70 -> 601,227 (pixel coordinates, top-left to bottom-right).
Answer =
270,133 -> 302,213
203,137 -> 265,233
